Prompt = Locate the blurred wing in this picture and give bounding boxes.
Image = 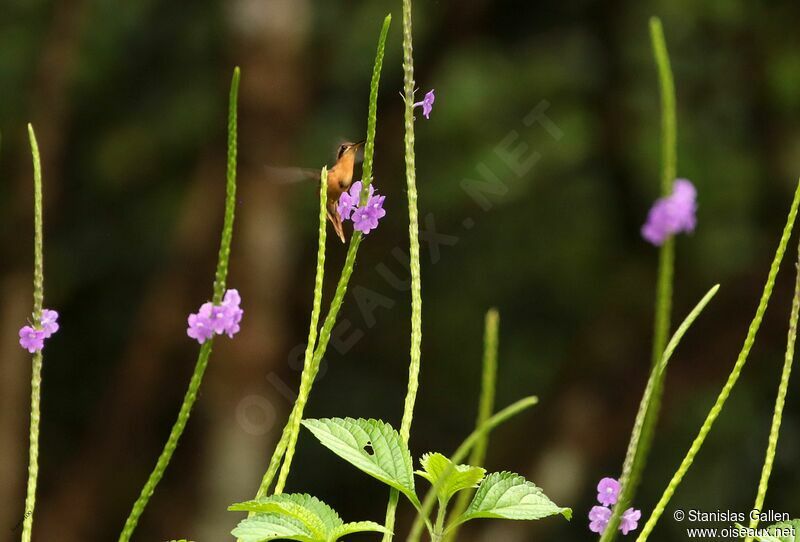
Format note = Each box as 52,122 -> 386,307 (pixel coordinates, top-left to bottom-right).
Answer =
263,165 -> 321,184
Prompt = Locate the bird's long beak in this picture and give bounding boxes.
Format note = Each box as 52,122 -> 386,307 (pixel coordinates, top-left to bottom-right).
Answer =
354,140 -> 366,148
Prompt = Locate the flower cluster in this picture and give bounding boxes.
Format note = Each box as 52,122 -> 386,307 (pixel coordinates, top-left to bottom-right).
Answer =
413,89 -> 435,119
641,178 -> 698,246
19,309 -> 60,353
588,477 -> 641,535
186,289 -> 243,344
337,181 -> 386,235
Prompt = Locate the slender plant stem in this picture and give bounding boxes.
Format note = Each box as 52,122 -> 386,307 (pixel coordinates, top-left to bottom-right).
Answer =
383,0 -> 423,537
744,237 -> 800,541
601,285 -> 719,540
432,504 -> 447,542
602,18 -> 677,541
635,179 -> 800,542
21,124 -> 44,542
443,309 -> 499,542
632,13 -> 677,486
406,397 -> 539,542
118,67 -> 240,542
253,15 -> 391,499
273,168 -> 328,493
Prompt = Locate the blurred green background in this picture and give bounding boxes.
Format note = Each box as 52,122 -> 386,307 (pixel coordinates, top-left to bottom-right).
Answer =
3,0 -> 800,540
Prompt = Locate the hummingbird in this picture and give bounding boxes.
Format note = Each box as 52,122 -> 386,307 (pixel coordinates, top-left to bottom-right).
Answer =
265,140 -> 365,243
325,140 -> 365,243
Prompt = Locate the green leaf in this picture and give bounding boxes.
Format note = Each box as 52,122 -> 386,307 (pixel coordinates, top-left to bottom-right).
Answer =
330,521 -> 391,540
229,494 -> 342,539
451,472 -> 571,527
415,453 -> 486,506
302,418 -> 418,506
231,513 -> 317,542
752,519 -> 800,541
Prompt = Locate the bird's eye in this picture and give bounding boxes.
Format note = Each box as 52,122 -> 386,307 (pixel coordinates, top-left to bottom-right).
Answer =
338,144 -> 348,157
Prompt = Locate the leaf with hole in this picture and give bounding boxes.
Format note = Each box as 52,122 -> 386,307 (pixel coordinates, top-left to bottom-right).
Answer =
302,418 -> 418,506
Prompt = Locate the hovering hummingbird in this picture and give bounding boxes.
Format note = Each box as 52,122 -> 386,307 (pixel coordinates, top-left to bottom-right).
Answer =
325,140 -> 365,243
265,140 -> 365,243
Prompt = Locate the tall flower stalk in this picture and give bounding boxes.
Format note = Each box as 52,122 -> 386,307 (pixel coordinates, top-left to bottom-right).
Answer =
21,124 -> 45,542
635,178 -> 800,541
600,17 -> 677,541
118,67 -> 241,542
382,0 -> 424,538
744,237 -> 800,541
272,167 -> 328,493
443,309 -> 500,542
253,14 -> 392,499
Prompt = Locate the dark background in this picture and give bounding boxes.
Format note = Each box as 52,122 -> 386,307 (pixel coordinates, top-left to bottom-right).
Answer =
3,0 -> 800,540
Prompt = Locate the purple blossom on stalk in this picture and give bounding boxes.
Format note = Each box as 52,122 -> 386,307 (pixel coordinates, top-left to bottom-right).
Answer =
40,309 -> 59,338
589,505 -> 611,534
337,181 -> 373,221
641,178 -> 698,246
18,308 -> 60,353
413,89 -> 435,119
597,477 -> 621,506
221,289 -> 244,338
587,477 -> 641,535
186,288 -> 243,344
187,303 -> 215,344
352,193 -> 386,234
336,182 -> 386,235
620,507 -> 642,535
19,326 -> 45,354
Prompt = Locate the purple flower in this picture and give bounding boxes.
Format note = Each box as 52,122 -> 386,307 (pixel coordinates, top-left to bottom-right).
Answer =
620,507 -> 642,535
337,181 -> 373,221
597,477 -> 621,506
336,182 -> 386,235
413,89 -> 435,119
221,289 -> 244,338
19,326 -> 45,354
18,308 -> 60,353
187,303 -> 215,344
40,309 -> 59,339
641,178 -> 698,246
186,288 -> 243,343
589,505 -> 611,534
352,193 -> 386,234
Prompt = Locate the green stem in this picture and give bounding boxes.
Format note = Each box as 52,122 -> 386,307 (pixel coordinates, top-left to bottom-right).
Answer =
21,124 -> 44,542
118,67 -> 240,542
635,179 -> 800,542
601,285 -> 720,541
602,19 -> 677,541
432,504 -> 447,542
745,237 -> 800,541
632,13 -> 678,486
273,168 -> 328,494
443,309 -> 500,542
384,0 -> 423,537
253,15 -> 391,498
406,397 -> 539,542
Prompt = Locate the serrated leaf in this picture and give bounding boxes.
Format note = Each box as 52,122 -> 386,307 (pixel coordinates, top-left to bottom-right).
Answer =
229,494 -> 343,540
415,452 -> 486,505
302,418 -> 418,505
452,472 -> 571,526
329,521 -> 391,540
753,519 -> 800,542
231,513 -> 317,542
